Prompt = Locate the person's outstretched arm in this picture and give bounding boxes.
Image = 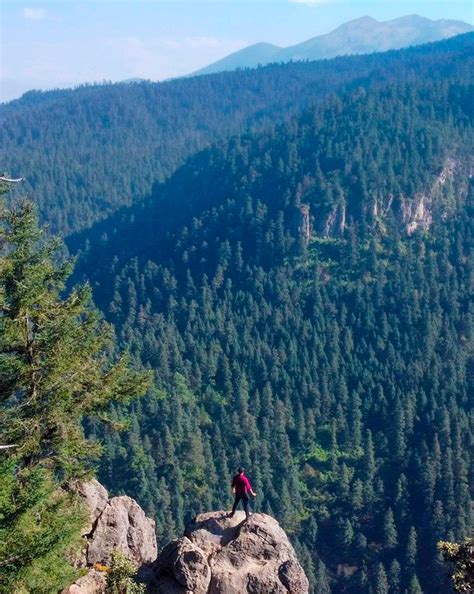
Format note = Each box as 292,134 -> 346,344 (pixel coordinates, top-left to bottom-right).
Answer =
245,476 -> 257,497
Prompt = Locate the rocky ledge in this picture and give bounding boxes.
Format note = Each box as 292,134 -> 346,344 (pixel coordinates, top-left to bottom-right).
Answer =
62,480 -> 157,593
144,511 -> 309,594
63,481 -> 308,594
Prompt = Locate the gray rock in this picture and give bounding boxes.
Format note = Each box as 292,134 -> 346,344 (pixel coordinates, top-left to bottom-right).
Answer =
61,569 -> 106,594
149,511 -> 308,594
151,537 -> 211,593
70,479 -> 109,536
87,495 -> 157,566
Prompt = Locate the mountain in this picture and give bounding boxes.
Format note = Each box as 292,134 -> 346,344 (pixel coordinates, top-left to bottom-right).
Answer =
69,39 -> 473,594
194,15 -> 473,75
194,42 -> 281,74
1,33 -> 472,235
2,31 -> 472,594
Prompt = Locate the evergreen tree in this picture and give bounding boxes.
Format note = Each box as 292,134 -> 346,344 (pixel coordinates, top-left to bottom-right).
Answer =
0,193 -> 150,591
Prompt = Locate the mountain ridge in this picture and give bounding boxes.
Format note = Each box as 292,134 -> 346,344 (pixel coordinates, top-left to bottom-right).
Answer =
193,14 -> 473,75
2,33 -> 472,236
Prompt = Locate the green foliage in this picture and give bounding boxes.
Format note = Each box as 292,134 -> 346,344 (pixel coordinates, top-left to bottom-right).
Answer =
1,34 -> 472,235
1,34 -> 473,594
80,72 -> 472,594
0,461 -> 87,593
0,194 -> 151,591
0,199 -> 151,480
105,550 -> 145,594
73,52 -> 472,592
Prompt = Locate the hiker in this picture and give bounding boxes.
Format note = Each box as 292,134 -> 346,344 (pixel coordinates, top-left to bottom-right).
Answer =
228,467 -> 256,521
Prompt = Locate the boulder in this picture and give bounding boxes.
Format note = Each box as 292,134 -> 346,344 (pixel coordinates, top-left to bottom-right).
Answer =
150,538 -> 211,593
148,511 -> 308,594
87,495 -> 157,566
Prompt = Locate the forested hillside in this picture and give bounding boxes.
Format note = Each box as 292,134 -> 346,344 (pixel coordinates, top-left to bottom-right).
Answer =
1,33 -> 472,234
2,34 -> 472,594
70,43 -> 474,594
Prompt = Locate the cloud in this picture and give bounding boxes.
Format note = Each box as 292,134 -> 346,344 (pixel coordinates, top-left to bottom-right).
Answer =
99,35 -> 248,80
23,7 -> 46,20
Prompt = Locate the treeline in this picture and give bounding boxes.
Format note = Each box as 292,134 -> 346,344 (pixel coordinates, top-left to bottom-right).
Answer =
0,33 -> 472,234
76,60 -> 474,593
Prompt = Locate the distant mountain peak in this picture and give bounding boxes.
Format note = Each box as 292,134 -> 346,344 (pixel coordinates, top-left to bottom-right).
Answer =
341,15 -> 378,25
193,14 -> 473,76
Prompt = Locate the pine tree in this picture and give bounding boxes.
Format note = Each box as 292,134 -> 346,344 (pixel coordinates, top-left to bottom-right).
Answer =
388,559 -> 401,593
404,527 -> 418,577
383,508 -> 398,550
405,575 -> 423,594
0,195 -> 150,591
373,563 -> 389,594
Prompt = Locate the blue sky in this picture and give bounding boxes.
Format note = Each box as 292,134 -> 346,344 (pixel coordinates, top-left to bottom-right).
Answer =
1,1 -> 472,102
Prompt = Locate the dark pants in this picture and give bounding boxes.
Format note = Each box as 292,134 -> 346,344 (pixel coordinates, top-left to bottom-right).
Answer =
231,493 -> 249,517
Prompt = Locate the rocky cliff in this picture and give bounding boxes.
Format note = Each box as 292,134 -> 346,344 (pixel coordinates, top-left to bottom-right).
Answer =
63,483 -> 308,594
144,511 -> 309,594
62,480 -> 157,593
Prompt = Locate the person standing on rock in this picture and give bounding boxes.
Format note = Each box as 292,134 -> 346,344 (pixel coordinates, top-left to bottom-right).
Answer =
228,467 -> 256,521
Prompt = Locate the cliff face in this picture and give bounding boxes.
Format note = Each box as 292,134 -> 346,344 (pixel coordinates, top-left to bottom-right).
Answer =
62,480 -> 157,593
315,156 -> 473,238
64,484 -> 308,593
144,511 -> 309,594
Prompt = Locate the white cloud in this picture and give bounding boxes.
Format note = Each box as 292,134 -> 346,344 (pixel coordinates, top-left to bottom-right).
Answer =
23,7 -> 46,20
99,35 -> 248,80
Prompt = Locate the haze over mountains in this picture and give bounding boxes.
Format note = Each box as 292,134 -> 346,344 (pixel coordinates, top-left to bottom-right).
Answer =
2,33 -> 472,236
194,14 -> 473,75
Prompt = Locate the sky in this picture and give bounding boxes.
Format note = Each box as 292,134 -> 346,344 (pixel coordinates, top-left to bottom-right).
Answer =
1,0 -> 473,103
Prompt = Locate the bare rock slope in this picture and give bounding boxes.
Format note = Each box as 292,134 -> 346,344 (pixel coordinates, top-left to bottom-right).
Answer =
63,480 -> 157,593
147,511 -> 309,594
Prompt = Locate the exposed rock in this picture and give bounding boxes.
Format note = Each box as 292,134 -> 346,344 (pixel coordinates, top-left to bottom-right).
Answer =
65,480 -> 157,594
70,479 -> 109,536
402,192 -> 433,235
320,203 -> 346,237
148,511 -> 309,594
87,495 -> 157,566
399,156 -> 472,235
319,156 -> 472,238
292,204 -> 311,244
150,538 -> 211,593
61,569 -> 106,594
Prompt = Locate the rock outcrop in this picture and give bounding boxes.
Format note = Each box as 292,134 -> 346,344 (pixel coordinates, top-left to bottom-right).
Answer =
146,511 -> 309,594
62,480 -> 157,594
63,485 -> 308,594
87,494 -> 157,566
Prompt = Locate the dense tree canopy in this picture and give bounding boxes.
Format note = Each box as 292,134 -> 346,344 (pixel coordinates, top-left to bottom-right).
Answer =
1,34 -> 472,594
1,33 -> 472,234
72,41 -> 472,594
